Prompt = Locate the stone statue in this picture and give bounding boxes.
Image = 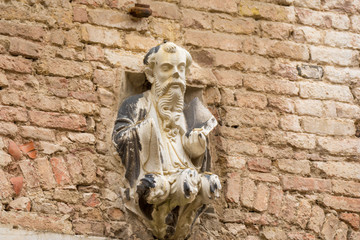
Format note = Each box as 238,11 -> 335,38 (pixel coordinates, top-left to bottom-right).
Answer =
112,42 -> 221,239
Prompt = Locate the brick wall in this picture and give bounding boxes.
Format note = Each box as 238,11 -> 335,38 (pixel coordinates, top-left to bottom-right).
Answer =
0,0 -> 359,239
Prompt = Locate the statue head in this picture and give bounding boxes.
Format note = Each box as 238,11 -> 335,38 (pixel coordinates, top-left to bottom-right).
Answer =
143,42 -> 193,136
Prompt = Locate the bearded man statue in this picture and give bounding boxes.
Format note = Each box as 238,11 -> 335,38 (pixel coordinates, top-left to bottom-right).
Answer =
112,41 -> 221,240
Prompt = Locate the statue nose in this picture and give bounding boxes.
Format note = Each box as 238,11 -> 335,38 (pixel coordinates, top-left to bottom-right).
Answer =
172,70 -> 180,78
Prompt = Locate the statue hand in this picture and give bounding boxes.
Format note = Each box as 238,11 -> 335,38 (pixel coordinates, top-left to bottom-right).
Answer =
182,130 -> 206,158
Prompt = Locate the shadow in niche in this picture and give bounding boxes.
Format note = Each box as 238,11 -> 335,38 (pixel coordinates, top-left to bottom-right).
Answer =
122,71 -> 204,106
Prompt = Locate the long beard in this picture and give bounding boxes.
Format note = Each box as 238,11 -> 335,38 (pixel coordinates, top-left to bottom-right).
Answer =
155,79 -> 185,141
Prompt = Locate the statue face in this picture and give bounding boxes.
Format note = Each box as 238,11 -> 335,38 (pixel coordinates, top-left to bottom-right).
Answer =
153,49 -> 187,95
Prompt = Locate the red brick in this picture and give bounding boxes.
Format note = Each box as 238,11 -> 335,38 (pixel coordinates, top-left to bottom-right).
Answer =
0,169 -> 13,198
36,58 -> 92,77
223,106 -> 279,129
29,111 -> 87,131
50,157 -> 71,186
253,183 -> 270,212
9,176 -> 23,195
323,195 -> 360,213
281,176 -> 331,192
181,0 -> 238,13
248,157 -> 271,173
85,193 -> 101,207
8,140 -> 22,160
340,213 -> 360,230
243,74 -> 299,95
226,172 -> 241,203
239,1 -> 295,22
0,20 -> 46,41
73,6 -> 88,22
0,106 -> 27,122
0,211 -> 73,234
19,160 -> 40,188
34,158 -> 57,190
268,186 -> 283,216
9,37 -> 41,59
0,55 -> 32,73
88,9 -> 147,31
184,29 -> 243,51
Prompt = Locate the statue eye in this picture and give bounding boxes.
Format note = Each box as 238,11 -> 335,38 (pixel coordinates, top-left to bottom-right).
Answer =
178,64 -> 185,71
161,64 -> 172,71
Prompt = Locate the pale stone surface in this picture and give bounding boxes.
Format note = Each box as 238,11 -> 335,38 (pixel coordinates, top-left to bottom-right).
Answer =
314,161 -> 360,180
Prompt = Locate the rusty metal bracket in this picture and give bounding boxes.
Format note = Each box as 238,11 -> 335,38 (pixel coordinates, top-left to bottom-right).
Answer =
129,4 -> 152,18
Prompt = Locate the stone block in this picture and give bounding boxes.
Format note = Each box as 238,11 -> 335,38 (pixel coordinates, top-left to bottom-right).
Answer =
281,176 -> 331,192
297,64 -> 323,79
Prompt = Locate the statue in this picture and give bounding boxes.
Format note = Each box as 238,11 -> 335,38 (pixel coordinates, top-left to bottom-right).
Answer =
112,41 -> 221,239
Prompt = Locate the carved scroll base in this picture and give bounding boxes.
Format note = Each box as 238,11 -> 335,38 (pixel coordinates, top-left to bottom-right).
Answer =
122,170 -> 221,240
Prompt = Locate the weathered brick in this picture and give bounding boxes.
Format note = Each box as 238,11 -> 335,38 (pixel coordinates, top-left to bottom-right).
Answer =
10,176 -> 23,196
322,213 -> 348,240
34,158 -> 56,190
323,0 -> 360,13
37,58 -> 92,77
219,137 -> 258,156
124,33 -> 158,52
226,172 -> 241,203
268,186 -> 283,216
296,199 -> 312,229
88,9 -> 147,30
104,49 -> 143,71
219,126 -> 266,143
286,132 -> 316,149
209,50 -> 271,73
234,90 -> 268,109
253,183 -> 270,213
324,66 -> 360,84
281,194 -> 297,223
214,15 -> 258,35
73,6 -> 88,23
296,8 -> 350,30
0,151 -> 12,167
0,55 -> 32,73
323,195 -> 360,213
9,37 -> 41,59
204,87 -> 220,105
0,168 -> 13,198
0,106 -> 27,122
280,115 -> 302,132
244,74 -> 299,95
19,160 -> 40,188
294,0 -> 321,10
339,213 -> 360,230
184,29 -> 243,51
248,157 -> 271,173
249,172 -> 280,183
224,155 -> 246,170
308,205 -> 325,233
214,69 -> 243,87
149,18 -> 181,42
239,1 -> 295,22
0,211 -> 73,234
314,161 -> 360,180
332,180 -> 360,198
29,111 -> 87,131
223,106 -> 279,129
85,45 -> 104,61
0,20 -> 46,41
73,219 -> 105,236
271,59 -> 298,81
140,0 -> 180,20
302,117 -> 355,136
182,9 -> 212,30
295,99 -> 323,117
268,96 -> 294,113
188,65 -> 217,86
261,21 -> 292,40
54,187 -> 80,204
39,141 -> 67,155
62,99 -> 98,115
50,157 -> 71,186
300,82 -> 353,102
351,15 -> 360,33
19,126 -> 55,141
81,24 -> 122,47
67,132 -> 96,144
325,31 -> 360,50
292,26 -> 322,44
241,178 -> 256,208
181,0 -> 238,13
281,176 -> 331,192
277,159 -> 310,175
310,46 -> 359,66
